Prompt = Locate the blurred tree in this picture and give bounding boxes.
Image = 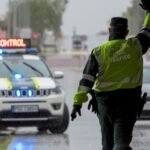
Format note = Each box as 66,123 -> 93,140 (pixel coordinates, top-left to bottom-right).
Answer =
29,0 -> 68,35
7,0 -> 68,37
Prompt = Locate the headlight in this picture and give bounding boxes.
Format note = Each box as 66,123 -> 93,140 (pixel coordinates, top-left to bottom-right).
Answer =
51,86 -> 62,95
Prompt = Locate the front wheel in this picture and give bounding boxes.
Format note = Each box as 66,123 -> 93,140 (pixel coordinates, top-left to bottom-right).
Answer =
38,127 -> 47,132
49,103 -> 69,134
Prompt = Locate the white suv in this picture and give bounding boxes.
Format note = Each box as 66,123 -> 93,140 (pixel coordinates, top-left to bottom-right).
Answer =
0,54 -> 69,133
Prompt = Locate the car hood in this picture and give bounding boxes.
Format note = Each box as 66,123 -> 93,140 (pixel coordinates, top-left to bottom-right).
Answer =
0,77 -> 56,90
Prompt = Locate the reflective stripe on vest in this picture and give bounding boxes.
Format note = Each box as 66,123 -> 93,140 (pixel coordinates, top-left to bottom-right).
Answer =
139,29 -> 150,38
98,72 -> 142,88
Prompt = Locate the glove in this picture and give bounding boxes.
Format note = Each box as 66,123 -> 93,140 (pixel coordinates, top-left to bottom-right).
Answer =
88,99 -> 98,113
71,105 -> 82,121
140,0 -> 150,11
88,90 -> 98,114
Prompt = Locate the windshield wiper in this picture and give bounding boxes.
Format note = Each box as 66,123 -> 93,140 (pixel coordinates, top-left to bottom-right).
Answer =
3,62 -> 13,73
23,62 -> 44,77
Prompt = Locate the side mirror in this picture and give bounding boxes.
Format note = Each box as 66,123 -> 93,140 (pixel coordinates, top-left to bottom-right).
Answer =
54,71 -> 64,79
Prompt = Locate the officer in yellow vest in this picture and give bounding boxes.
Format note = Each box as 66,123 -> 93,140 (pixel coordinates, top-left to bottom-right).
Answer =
71,0 -> 150,149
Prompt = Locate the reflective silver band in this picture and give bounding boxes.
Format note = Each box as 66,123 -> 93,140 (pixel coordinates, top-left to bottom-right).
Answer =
98,75 -> 142,88
131,72 -> 142,83
98,82 -> 116,88
78,85 -> 90,92
140,29 -> 150,38
82,74 -> 95,82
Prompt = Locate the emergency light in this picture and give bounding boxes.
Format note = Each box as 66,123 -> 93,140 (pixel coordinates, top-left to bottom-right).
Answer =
0,38 -> 38,54
0,48 -> 38,55
0,49 -> 3,54
28,90 -> 33,97
14,73 -> 23,80
16,90 -> 21,97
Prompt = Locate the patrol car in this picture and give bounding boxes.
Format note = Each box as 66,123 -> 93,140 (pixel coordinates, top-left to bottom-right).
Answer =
0,38 -> 69,133
139,60 -> 150,120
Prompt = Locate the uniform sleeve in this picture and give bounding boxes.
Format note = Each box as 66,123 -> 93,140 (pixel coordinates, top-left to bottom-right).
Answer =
136,12 -> 150,54
73,50 -> 98,105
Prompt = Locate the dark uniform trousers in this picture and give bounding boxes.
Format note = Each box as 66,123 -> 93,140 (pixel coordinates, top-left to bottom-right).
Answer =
96,95 -> 140,150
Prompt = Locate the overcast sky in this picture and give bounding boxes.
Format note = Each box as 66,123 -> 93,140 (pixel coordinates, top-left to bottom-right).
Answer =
61,0 -> 132,35
0,0 -> 8,18
0,0 -> 133,35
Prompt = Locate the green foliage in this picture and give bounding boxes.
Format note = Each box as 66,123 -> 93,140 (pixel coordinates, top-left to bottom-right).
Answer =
29,0 -> 68,33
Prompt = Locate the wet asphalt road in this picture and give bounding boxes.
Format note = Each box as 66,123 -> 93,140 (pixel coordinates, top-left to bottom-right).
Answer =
5,55 -> 150,150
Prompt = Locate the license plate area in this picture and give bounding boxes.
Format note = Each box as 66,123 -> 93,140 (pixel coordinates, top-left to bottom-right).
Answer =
11,105 -> 39,113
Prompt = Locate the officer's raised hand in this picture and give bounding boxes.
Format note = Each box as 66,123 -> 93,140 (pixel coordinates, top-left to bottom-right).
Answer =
71,105 -> 82,121
140,0 -> 150,11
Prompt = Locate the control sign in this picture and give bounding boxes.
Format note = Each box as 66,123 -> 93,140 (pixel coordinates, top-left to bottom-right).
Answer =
0,38 -> 31,48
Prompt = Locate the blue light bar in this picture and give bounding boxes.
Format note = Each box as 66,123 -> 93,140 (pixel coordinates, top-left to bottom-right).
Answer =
28,90 -> 33,97
0,49 -> 3,54
16,90 -> 21,97
14,73 -> 22,80
26,48 -> 38,53
0,48 -> 38,55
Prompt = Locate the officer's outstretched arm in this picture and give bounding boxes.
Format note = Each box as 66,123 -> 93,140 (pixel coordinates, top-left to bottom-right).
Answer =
136,0 -> 150,54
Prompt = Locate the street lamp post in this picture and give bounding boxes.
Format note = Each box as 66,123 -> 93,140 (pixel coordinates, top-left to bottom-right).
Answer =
7,0 -> 31,37
7,0 -> 12,37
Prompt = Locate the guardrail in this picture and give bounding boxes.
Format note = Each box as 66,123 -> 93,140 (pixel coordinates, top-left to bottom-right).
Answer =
40,49 -> 89,56
59,50 -> 89,56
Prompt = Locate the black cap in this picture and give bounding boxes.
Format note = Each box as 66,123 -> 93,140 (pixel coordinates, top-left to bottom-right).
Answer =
110,17 -> 128,30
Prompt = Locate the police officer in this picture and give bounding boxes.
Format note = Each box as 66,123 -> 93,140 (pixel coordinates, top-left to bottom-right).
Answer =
71,0 -> 150,150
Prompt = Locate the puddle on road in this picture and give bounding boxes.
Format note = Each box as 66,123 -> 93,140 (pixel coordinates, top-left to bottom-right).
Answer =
6,127 -> 70,150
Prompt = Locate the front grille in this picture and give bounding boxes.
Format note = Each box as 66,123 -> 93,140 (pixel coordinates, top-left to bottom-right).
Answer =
0,90 -> 13,97
0,89 -> 51,97
0,109 -> 51,118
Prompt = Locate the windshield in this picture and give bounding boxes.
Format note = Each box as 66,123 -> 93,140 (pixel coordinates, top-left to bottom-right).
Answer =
143,66 -> 150,83
0,56 -> 52,78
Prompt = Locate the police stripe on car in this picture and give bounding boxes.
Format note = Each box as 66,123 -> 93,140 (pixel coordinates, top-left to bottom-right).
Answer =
0,77 -> 56,90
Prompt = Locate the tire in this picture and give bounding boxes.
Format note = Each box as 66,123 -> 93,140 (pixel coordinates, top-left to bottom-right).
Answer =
49,103 -> 69,134
38,127 -> 48,132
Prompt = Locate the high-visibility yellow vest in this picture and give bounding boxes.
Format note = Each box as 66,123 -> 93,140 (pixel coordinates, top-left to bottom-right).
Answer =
93,38 -> 143,92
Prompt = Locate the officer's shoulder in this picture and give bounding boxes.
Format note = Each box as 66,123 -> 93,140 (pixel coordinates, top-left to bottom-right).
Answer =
92,45 -> 102,56
92,42 -> 108,53
126,35 -> 139,44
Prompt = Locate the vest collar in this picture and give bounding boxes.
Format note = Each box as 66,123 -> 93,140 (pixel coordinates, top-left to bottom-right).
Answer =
109,34 -> 125,41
